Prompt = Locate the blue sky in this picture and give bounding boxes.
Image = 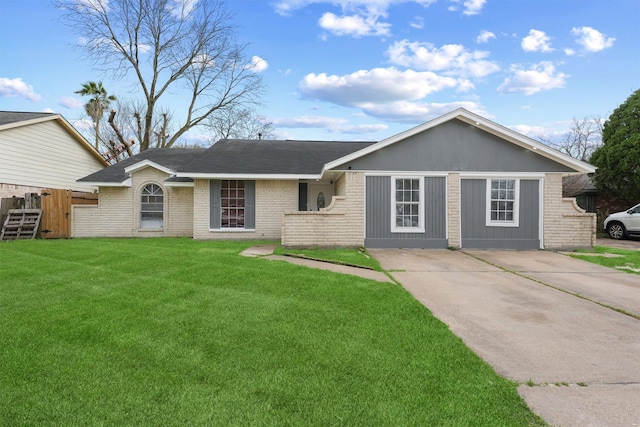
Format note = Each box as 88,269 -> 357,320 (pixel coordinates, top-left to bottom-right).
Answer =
1,0 -> 638,144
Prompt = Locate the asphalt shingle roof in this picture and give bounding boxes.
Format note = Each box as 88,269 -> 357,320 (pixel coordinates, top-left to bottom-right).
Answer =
78,148 -> 202,183
0,111 -> 57,127
78,140 -> 375,183
181,139 -> 375,175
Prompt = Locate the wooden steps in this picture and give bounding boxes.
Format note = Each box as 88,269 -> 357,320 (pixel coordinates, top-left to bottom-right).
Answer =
0,209 -> 42,241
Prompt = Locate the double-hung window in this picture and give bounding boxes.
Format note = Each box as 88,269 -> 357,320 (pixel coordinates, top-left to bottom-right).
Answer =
221,180 -> 245,228
140,183 -> 163,229
486,179 -> 519,227
391,176 -> 424,233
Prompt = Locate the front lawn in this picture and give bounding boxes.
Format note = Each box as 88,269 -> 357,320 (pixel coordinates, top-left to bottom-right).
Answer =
571,246 -> 640,274
0,238 -> 543,426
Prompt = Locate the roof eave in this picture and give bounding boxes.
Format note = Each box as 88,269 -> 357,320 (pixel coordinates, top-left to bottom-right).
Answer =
77,178 -> 132,187
124,159 -> 176,175
176,172 -> 322,180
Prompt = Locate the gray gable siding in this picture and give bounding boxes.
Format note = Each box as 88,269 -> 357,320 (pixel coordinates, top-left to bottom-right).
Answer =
336,120 -> 574,173
461,179 -> 540,249
365,176 -> 447,248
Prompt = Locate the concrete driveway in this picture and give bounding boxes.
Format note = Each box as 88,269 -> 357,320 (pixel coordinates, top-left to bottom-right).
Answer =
369,249 -> 640,427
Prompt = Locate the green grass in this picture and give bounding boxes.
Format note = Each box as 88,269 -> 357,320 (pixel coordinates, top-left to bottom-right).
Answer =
570,246 -> 640,274
0,238 -> 544,426
273,246 -> 383,271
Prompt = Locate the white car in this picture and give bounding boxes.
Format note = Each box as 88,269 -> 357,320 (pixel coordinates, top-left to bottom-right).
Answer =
604,203 -> 640,239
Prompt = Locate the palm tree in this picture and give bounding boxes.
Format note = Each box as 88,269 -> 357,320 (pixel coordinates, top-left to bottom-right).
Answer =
75,81 -> 116,149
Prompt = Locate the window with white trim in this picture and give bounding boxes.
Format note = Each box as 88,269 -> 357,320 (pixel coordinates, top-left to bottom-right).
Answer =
487,179 -> 519,227
140,183 -> 163,229
221,180 -> 245,228
391,177 -> 424,233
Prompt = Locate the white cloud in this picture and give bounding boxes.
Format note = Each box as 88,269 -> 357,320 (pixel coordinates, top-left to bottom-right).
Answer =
476,30 -> 495,44
167,0 -> 198,19
509,124 -> 548,138
71,118 -> 93,132
360,100 -> 487,122
448,0 -> 486,15
319,11 -> 390,37
273,0 -> 437,37
571,26 -> 615,52
76,0 -> 109,10
521,29 -> 553,52
246,56 -> 269,72
182,130 -> 215,144
0,77 -> 41,102
273,115 -> 345,128
461,0 -> 486,15
335,123 -> 389,134
274,0 -> 437,16
410,16 -> 424,29
299,67 -> 462,106
497,61 -> 568,95
60,96 -> 84,109
272,115 -> 388,134
387,40 -> 500,77
564,48 -> 576,56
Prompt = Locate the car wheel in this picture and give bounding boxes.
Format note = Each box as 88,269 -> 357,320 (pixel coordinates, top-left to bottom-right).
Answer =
607,222 -> 627,240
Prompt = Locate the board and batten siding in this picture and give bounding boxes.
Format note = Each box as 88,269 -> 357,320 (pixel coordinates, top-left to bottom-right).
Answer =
460,179 -> 540,249
340,120 -> 575,173
365,176 -> 447,248
0,120 -> 105,192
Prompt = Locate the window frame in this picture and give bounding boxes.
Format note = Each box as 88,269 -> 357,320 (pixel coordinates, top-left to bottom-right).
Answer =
390,176 -> 425,233
220,179 -> 246,229
140,183 -> 164,230
486,178 -> 520,227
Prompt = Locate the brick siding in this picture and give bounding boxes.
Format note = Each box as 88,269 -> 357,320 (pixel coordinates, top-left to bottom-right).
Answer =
543,173 -> 595,249
282,172 -> 365,247
447,173 -> 461,248
71,167 -> 194,238
193,179 -> 297,240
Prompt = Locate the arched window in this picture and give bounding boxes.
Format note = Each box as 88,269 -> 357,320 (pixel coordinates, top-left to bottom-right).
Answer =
140,183 -> 163,229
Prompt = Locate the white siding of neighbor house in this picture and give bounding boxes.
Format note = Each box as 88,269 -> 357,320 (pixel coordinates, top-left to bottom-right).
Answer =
0,120 -> 105,195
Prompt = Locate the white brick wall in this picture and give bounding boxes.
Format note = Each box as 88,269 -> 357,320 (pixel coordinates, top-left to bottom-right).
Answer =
71,167 -> 194,238
193,179 -> 298,240
543,173 -> 595,249
282,172 -> 365,247
447,173 -> 460,248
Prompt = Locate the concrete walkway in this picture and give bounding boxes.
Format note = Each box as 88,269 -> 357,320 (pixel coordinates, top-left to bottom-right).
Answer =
369,248 -> 640,427
240,245 -> 392,283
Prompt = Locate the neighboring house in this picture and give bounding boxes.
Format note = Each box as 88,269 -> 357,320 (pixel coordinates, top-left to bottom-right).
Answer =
0,111 -> 108,198
74,109 -> 596,249
563,174 -> 597,213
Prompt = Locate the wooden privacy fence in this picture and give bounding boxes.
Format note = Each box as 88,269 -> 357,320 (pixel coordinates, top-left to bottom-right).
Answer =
0,189 -> 98,239
40,189 -> 98,239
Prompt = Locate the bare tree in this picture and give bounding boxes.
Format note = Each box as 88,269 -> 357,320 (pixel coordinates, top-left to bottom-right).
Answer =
208,106 -> 275,141
553,116 -> 604,162
59,0 -> 264,151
